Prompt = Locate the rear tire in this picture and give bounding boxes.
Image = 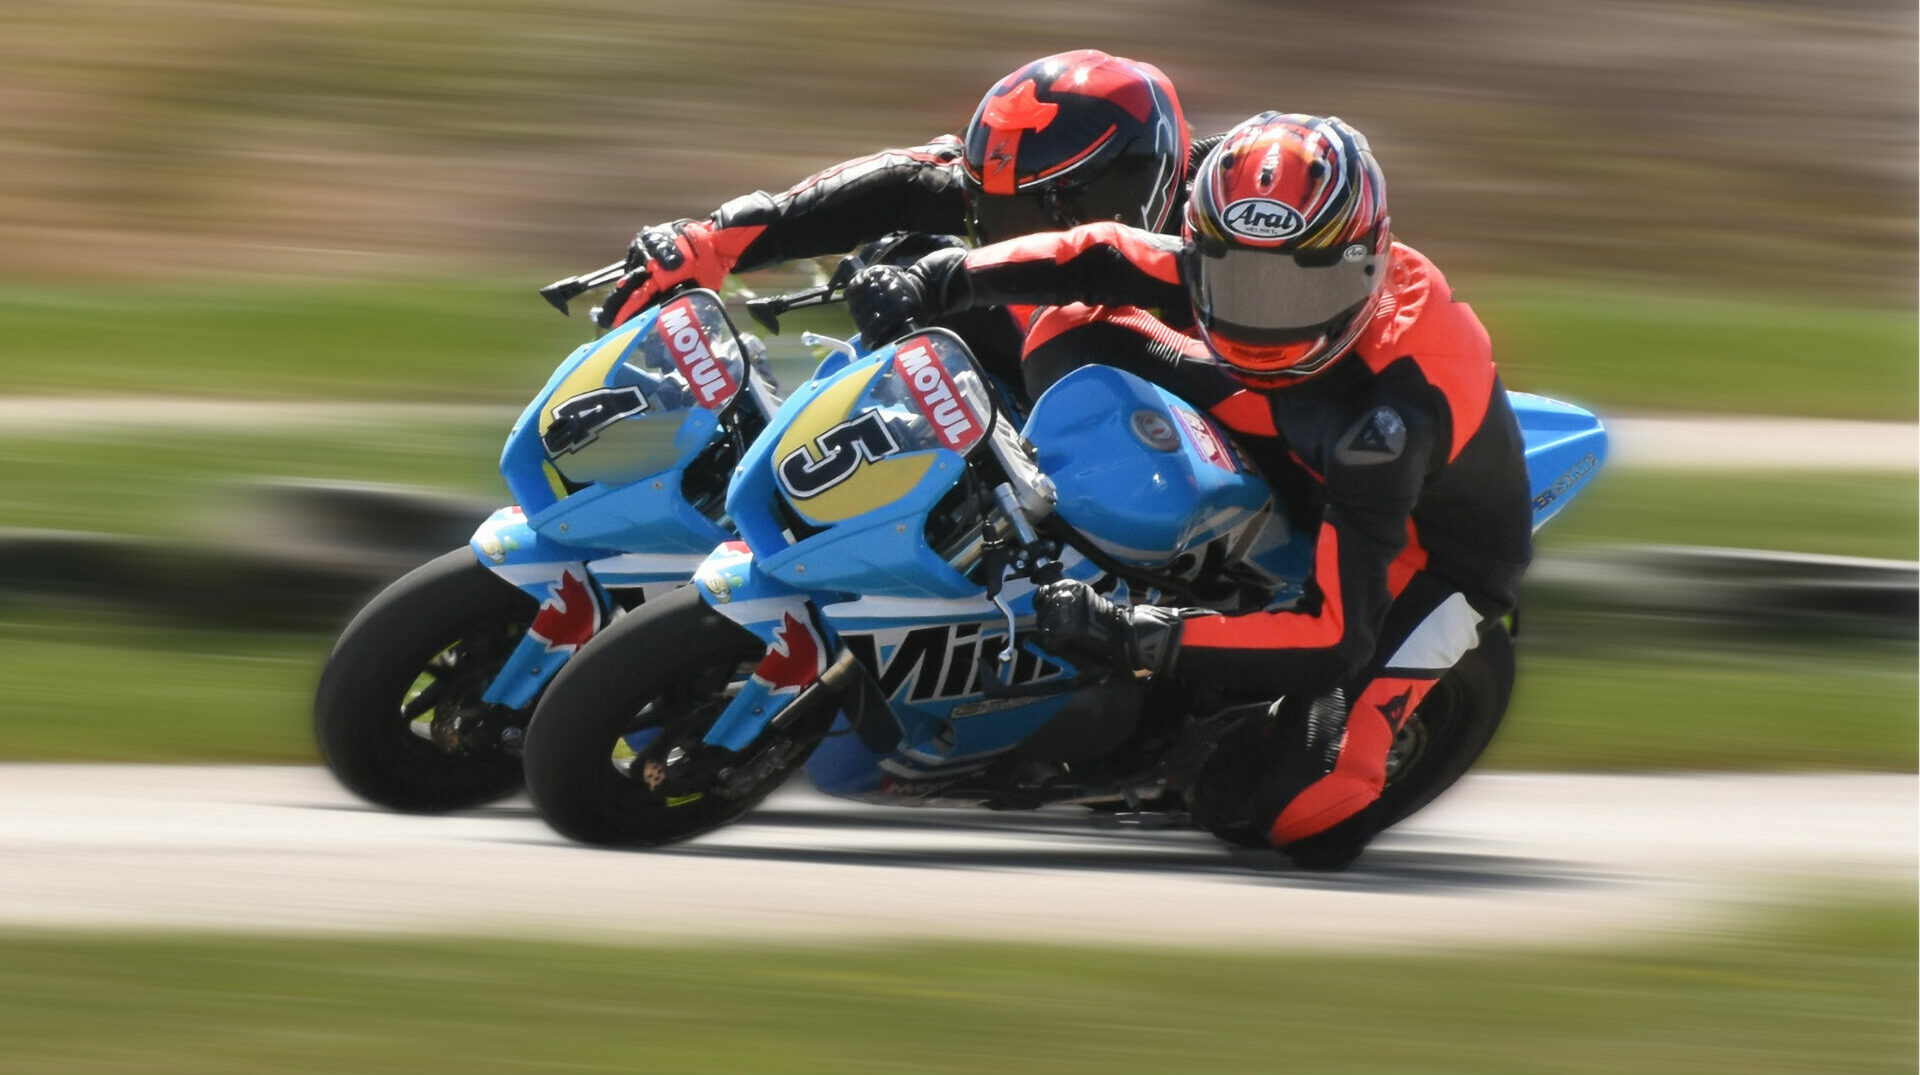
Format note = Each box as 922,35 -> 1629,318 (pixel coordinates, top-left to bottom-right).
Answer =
523,586 -> 815,847
1193,623 -> 1514,852
1375,622 -> 1514,828
314,549 -> 536,812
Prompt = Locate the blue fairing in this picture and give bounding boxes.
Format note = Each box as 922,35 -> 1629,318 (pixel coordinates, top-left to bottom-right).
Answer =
722,351 -> 982,600
1510,391 -> 1608,529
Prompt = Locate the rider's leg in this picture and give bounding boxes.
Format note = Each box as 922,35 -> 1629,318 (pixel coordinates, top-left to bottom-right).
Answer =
1194,572 -> 1487,868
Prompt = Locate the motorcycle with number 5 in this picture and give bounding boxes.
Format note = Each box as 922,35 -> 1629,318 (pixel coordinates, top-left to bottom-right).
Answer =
518,311 -> 1607,848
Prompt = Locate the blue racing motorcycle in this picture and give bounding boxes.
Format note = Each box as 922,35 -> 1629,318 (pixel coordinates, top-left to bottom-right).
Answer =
313,235 -> 1025,813
519,317 -> 1607,847
313,278 -> 782,812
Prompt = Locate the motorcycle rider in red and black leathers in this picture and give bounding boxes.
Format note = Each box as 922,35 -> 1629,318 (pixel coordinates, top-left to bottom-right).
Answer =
595,50 -> 1211,391
845,113 -> 1534,870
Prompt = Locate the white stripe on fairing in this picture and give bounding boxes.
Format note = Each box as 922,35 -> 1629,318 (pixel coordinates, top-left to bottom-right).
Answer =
1384,591 -> 1484,672
706,595 -> 808,629
587,551 -> 707,578
485,562 -> 583,587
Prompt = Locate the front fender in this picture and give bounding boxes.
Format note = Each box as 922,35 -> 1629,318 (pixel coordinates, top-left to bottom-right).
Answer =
470,506 -> 618,598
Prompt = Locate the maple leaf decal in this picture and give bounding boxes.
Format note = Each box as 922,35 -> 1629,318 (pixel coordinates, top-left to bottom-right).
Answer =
753,611 -> 822,692
529,570 -> 599,652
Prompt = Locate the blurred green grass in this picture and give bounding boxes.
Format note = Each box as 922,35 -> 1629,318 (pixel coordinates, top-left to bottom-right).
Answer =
1493,643 -> 1917,772
0,613 -> 317,762
3,417 -> 1911,559
0,899 -> 1910,1074
0,277 -> 1913,418
0,424 -> 508,539
1478,282 -> 1919,421
0,607 -> 1910,770
1538,469 -> 1918,562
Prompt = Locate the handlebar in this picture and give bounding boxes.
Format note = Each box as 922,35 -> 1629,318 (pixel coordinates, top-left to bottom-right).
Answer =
537,260 -> 628,316
743,251 -> 868,334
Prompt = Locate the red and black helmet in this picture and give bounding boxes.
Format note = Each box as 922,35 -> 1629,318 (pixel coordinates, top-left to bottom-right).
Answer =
961,50 -> 1190,244
1183,112 -> 1390,382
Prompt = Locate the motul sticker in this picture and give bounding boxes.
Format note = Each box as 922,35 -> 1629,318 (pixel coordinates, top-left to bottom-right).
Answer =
657,299 -> 739,409
893,339 -> 982,452
1173,406 -> 1237,472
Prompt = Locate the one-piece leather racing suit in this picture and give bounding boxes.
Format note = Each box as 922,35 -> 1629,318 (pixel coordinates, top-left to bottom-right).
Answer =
864,222 -> 1534,855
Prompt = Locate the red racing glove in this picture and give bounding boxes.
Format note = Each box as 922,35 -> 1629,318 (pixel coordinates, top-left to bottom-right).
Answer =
598,219 -> 737,329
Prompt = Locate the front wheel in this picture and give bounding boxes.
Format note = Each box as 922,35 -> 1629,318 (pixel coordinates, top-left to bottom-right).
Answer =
522,586 -> 822,847
314,549 -> 539,812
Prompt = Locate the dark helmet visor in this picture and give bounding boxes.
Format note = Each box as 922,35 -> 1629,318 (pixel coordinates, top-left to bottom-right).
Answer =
966,190 -> 1073,245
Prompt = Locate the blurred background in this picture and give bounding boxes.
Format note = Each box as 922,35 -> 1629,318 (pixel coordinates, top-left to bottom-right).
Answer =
0,1 -> 1912,1070
0,0 -> 1910,760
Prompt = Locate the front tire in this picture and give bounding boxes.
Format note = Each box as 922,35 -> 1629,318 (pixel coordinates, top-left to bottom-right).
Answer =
314,549 -> 537,812
522,586 -> 816,847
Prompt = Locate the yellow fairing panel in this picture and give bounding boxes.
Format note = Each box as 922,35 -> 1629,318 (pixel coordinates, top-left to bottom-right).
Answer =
536,321 -> 645,441
775,364 -> 935,525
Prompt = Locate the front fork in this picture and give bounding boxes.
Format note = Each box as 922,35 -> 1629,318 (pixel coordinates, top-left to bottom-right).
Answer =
686,542 -> 854,755
466,506 -> 632,711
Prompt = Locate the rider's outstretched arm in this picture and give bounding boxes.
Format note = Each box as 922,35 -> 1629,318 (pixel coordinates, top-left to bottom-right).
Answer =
951,221 -> 1189,311
717,138 -> 970,273
606,137 -> 969,327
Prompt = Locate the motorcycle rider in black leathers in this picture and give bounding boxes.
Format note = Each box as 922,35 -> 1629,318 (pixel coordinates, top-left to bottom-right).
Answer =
596,50 -> 1220,392
844,113 -> 1534,870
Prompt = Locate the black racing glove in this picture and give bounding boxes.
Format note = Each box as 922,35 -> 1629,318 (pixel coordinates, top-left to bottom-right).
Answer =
845,247 -> 969,344
1033,579 -> 1190,678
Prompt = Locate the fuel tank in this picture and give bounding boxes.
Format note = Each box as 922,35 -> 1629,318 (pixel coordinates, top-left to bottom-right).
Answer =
1023,365 -> 1273,571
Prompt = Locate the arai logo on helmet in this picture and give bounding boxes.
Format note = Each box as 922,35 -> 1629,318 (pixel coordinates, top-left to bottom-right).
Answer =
1220,198 -> 1304,241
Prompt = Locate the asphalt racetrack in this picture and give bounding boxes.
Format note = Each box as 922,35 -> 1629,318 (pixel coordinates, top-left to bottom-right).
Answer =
2,766 -> 1910,948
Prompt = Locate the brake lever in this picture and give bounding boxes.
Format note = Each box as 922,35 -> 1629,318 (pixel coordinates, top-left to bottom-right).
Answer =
741,252 -> 871,334
538,259 -> 628,316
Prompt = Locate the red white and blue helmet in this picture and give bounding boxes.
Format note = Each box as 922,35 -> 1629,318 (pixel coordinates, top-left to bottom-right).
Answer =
962,50 -> 1190,243
1184,112 -> 1391,381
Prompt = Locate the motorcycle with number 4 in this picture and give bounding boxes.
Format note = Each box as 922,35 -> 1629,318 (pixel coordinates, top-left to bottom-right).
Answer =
312,234 -> 1026,813
518,310 -> 1607,849
313,264 -> 784,812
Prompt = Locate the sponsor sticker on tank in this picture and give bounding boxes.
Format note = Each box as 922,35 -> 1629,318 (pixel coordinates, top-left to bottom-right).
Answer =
1220,197 -> 1304,241
893,337 -> 983,452
1172,405 -> 1237,472
656,298 -> 739,410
